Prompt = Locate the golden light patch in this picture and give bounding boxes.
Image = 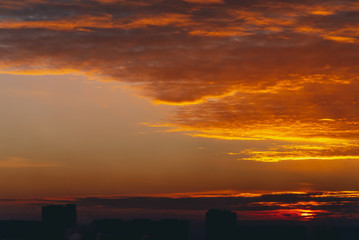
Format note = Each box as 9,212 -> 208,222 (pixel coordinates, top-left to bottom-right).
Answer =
152,90 -> 237,106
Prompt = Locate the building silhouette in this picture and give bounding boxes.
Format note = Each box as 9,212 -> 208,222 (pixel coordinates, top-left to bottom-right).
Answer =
41,204 -> 77,240
205,209 -> 237,240
42,204 -> 77,226
3,205 -> 359,240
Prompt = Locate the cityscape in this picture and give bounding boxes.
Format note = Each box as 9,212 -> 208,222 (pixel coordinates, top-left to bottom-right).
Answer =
1,0 -> 359,239
2,201 -> 359,240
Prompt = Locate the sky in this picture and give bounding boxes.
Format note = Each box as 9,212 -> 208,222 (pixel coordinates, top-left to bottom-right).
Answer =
1,0 -> 359,220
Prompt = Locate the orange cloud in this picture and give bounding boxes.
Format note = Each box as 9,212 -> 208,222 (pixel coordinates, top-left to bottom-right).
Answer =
0,15 -> 113,31
1,0 -> 359,163
0,13 -> 192,31
230,142 -> 359,162
125,13 -> 191,29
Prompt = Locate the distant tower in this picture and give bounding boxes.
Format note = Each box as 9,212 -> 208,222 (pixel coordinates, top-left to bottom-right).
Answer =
41,204 -> 77,240
42,204 -> 77,226
205,209 -> 237,240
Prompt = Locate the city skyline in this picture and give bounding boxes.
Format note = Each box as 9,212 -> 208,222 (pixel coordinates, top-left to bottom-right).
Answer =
1,0 -> 359,224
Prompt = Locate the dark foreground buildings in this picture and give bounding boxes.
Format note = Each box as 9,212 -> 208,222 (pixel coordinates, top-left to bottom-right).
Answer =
0,204 -> 189,240
42,204 -> 77,240
2,207 -> 359,239
42,204 -> 77,226
205,209 -> 237,240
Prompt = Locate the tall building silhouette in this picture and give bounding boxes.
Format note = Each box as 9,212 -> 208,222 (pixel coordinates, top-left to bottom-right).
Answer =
41,204 -> 77,240
205,209 -> 237,240
42,204 -> 77,226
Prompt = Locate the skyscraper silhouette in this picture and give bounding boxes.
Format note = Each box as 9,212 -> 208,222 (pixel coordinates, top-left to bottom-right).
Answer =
42,204 -> 77,240
42,204 -> 77,226
205,209 -> 237,240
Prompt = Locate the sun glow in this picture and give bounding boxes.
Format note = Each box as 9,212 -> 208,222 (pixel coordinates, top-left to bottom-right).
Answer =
299,210 -> 316,220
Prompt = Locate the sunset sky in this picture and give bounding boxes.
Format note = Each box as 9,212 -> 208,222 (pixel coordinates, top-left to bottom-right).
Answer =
1,0 -> 359,215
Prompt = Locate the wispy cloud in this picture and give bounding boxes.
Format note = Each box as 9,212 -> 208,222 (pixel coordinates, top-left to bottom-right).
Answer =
0,157 -> 60,168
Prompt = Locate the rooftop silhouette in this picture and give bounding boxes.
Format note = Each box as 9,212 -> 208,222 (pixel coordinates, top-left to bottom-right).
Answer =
205,209 -> 237,240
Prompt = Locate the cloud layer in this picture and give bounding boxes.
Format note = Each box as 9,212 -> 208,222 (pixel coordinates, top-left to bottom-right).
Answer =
1,0 -> 359,161
3,191 -> 359,221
